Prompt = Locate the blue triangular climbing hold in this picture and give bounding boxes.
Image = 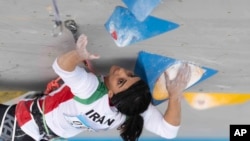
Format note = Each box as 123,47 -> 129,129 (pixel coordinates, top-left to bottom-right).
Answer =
122,0 -> 162,21
134,51 -> 218,105
104,6 -> 179,47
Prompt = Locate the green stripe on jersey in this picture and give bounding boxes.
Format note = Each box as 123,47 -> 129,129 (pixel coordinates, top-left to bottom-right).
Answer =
74,79 -> 108,105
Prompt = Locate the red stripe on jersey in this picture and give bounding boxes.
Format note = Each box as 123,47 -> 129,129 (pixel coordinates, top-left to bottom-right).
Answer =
41,85 -> 74,114
16,85 -> 74,127
15,100 -> 33,126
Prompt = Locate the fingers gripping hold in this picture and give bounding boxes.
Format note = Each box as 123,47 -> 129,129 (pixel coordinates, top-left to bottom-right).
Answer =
164,62 -> 191,100
176,63 -> 191,86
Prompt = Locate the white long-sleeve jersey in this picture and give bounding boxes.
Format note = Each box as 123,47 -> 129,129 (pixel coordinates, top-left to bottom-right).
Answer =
15,59 -> 180,140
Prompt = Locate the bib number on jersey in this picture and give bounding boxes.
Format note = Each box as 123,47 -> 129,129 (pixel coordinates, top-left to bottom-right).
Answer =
63,114 -> 95,131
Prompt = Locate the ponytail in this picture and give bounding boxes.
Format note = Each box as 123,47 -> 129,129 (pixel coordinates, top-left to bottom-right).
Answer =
119,115 -> 143,141
110,80 -> 152,141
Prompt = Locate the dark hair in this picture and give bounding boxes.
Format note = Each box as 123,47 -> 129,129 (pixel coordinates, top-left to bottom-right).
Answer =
110,79 -> 152,141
